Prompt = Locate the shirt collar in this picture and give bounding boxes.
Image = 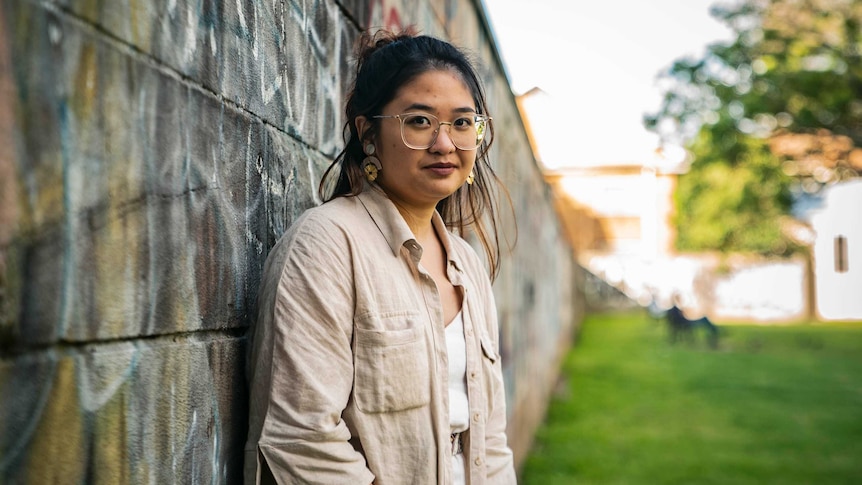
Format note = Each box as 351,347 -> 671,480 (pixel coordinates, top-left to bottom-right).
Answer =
431,209 -> 464,274
357,185 -> 417,257
356,185 -> 464,273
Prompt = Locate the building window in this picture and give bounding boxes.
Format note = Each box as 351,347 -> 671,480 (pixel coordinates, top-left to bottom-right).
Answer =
835,235 -> 848,273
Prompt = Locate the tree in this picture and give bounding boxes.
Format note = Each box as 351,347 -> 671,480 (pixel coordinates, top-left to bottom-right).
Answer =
645,0 -> 862,255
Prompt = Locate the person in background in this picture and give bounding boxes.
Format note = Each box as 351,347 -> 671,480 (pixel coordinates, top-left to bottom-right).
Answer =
244,29 -> 517,484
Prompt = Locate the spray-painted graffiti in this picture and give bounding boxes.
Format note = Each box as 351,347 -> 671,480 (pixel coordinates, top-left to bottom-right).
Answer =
1,0 -> 580,482
0,1 -> 336,482
368,0 -> 405,31
1,336 -> 248,484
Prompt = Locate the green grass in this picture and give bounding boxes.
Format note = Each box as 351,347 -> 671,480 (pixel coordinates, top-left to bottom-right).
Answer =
520,312 -> 862,485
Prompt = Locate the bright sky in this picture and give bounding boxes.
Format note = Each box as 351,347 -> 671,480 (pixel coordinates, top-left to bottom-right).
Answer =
483,0 -> 735,168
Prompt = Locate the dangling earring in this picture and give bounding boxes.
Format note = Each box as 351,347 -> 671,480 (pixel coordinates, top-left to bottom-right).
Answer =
466,170 -> 475,185
362,143 -> 382,182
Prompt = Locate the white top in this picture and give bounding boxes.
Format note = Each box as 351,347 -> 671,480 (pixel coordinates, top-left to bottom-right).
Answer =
446,311 -> 469,485
446,311 -> 469,433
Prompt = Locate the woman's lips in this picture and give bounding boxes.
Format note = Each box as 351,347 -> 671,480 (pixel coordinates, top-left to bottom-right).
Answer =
426,163 -> 456,176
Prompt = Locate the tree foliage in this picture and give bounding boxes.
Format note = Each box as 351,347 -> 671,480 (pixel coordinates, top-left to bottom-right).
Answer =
645,0 -> 862,255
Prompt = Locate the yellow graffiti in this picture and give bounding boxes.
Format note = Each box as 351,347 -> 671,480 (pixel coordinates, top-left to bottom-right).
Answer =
25,358 -> 86,484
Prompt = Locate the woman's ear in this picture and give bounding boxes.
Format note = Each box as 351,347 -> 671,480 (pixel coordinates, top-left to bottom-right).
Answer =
355,116 -> 369,142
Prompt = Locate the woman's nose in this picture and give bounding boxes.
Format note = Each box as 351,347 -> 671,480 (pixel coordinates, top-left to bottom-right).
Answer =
430,124 -> 457,153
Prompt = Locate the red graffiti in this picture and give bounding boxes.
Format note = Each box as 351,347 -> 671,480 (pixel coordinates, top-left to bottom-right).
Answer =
368,0 -> 403,32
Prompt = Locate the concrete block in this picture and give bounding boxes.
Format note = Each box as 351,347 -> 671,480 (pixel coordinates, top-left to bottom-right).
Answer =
55,0 -> 356,157
4,4 -> 320,342
0,336 -> 247,484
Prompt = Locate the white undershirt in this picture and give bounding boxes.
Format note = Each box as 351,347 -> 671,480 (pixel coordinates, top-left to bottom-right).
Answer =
446,311 -> 470,432
446,311 -> 469,485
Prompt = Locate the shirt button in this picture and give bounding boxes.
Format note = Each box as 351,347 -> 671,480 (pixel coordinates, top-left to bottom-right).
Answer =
466,328 -> 472,336
474,457 -> 482,466
473,412 -> 481,422
470,371 -> 477,379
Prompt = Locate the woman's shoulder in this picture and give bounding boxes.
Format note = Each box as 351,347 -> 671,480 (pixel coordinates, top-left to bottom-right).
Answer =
270,197 -> 365,253
287,196 -> 362,233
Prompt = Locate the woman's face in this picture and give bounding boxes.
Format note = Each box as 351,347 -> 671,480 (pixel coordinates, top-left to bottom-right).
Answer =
367,69 -> 478,212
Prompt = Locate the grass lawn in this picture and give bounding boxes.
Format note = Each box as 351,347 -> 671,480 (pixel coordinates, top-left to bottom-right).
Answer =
520,312 -> 862,485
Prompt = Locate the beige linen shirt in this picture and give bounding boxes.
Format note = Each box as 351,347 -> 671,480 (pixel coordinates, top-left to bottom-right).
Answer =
244,186 -> 516,485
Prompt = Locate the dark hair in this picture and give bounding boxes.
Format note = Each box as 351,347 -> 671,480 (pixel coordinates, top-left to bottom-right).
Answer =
319,29 -> 510,279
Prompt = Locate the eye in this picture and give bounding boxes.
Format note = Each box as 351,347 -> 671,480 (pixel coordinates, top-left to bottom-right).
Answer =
453,117 -> 476,130
404,114 -> 433,128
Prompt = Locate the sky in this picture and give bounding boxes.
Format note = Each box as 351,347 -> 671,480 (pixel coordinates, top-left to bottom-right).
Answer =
482,0 -> 735,169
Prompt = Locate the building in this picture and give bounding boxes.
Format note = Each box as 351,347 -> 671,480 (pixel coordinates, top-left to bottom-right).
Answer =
517,87 -> 688,306
809,180 -> 862,320
517,87 -> 814,322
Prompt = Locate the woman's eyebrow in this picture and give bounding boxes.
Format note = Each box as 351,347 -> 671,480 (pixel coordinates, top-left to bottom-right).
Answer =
404,103 -> 434,112
453,107 -> 478,114
402,103 -> 477,114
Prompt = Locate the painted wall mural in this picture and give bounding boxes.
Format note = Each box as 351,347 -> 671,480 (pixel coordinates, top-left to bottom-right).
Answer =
0,0 -> 581,482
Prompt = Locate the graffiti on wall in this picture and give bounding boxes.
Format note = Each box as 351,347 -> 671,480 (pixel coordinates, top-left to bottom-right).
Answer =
1,0 -> 580,481
1,1 -> 345,483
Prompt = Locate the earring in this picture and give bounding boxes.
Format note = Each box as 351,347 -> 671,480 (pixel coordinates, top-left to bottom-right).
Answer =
466,170 -> 475,185
362,143 -> 382,182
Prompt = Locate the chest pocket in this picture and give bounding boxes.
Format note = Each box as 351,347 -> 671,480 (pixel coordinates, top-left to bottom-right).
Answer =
353,316 -> 430,413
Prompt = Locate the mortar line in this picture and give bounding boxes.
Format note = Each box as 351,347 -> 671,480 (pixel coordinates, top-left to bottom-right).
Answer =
0,326 -> 248,360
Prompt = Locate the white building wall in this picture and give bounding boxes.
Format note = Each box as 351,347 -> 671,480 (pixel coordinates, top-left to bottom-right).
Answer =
811,180 -> 862,321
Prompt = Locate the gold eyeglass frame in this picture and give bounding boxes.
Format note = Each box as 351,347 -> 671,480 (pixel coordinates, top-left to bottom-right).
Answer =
372,112 -> 491,150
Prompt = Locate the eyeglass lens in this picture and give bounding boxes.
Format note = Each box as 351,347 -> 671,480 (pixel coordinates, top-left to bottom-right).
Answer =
400,113 -> 487,150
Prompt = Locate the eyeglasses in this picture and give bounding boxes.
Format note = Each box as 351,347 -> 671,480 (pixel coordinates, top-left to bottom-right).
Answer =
372,112 -> 491,150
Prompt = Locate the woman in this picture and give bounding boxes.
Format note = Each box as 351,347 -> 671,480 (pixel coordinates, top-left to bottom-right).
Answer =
245,29 -> 517,484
